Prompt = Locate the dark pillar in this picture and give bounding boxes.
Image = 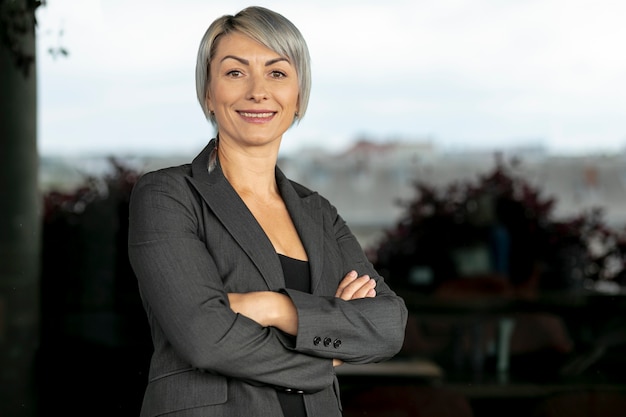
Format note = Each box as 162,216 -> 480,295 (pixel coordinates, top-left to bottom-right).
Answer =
0,1 -> 40,416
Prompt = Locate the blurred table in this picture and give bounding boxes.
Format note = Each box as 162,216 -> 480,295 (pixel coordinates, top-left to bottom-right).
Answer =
336,359 -> 444,380
397,288 -> 626,375
397,288 -> 626,316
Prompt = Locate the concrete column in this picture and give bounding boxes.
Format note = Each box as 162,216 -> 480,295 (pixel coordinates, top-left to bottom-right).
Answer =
0,1 -> 41,416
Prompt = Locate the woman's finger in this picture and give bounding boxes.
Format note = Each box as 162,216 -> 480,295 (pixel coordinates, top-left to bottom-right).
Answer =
335,270 -> 358,297
337,275 -> 376,300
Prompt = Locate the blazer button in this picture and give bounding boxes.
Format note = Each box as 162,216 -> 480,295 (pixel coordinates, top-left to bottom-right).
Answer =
313,336 -> 322,346
323,337 -> 332,347
333,339 -> 342,349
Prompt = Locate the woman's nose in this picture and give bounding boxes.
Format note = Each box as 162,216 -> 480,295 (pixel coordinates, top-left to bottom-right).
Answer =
246,74 -> 269,102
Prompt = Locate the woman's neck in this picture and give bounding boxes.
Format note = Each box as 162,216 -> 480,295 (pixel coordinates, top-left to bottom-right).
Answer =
217,139 -> 280,198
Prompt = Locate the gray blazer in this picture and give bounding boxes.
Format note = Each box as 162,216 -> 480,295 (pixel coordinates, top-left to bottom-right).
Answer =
128,139 -> 408,417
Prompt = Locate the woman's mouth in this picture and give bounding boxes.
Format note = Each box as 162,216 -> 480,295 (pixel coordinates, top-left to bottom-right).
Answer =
238,111 -> 276,122
239,111 -> 275,118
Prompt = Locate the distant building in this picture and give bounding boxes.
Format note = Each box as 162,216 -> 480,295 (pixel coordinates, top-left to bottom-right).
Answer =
280,141 -> 626,248
40,140 -> 626,249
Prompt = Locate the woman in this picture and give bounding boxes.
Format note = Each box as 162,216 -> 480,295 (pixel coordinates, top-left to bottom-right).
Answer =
128,6 -> 407,417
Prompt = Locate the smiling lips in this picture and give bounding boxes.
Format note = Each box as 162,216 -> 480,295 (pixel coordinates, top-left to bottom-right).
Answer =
238,111 -> 276,122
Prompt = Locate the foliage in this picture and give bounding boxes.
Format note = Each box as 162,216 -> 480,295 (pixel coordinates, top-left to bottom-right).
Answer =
43,157 -> 138,225
0,0 -> 45,77
368,155 -> 626,292
41,158 -> 144,343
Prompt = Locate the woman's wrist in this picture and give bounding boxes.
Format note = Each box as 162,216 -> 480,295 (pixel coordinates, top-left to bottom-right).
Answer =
268,292 -> 298,335
228,291 -> 298,335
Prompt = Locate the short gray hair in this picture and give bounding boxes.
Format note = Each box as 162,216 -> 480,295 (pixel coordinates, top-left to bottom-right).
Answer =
195,6 -> 312,126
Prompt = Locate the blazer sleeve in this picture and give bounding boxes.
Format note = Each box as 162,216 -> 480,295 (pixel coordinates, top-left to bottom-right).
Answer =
285,199 -> 408,364
128,169 -> 334,392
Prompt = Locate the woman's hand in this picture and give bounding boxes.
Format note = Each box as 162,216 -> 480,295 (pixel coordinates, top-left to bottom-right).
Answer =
333,271 -> 376,368
228,291 -> 298,335
335,271 -> 376,300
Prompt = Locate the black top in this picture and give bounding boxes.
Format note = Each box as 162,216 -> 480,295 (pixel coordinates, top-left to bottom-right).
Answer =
279,254 -> 310,292
276,254 -> 310,417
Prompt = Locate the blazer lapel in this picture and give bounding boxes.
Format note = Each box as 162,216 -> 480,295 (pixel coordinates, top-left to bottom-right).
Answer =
186,140 -> 285,290
276,169 -> 325,294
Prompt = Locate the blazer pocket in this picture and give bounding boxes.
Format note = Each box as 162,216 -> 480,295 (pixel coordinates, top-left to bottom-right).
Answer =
141,369 -> 228,417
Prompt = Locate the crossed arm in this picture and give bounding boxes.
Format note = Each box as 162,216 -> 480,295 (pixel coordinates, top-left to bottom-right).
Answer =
228,270 -> 376,366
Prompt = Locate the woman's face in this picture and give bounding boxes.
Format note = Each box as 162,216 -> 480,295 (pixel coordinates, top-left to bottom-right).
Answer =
207,32 -> 300,150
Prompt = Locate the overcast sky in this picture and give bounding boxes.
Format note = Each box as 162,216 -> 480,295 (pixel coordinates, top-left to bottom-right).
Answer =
36,0 -> 626,157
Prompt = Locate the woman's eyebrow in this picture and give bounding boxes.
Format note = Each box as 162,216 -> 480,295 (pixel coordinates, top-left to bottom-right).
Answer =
265,57 -> 289,66
220,55 -> 289,66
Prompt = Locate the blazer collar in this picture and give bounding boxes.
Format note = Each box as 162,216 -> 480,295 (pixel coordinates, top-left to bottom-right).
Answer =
187,139 -> 324,293
275,162 -> 325,293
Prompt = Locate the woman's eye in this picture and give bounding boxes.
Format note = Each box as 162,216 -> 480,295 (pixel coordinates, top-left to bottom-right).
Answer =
270,70 -> 287,79
226,70 -> 243,77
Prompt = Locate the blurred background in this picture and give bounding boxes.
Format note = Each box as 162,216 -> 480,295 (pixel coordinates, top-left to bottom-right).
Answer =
2,0 -> 626,416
